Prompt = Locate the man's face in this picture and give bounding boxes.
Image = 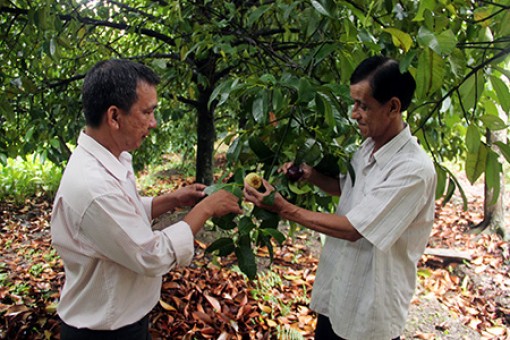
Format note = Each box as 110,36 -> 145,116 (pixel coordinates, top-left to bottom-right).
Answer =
349,80 -> 393,142
117,81 -> 158,152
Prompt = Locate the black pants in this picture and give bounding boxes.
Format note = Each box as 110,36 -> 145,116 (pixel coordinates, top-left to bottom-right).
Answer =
315,314 -> 401,340
60,314 -> 151,340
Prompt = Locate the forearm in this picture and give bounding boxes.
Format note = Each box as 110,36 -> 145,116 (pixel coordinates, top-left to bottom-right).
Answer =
308,168 -> 341,196
278,201 -> 361,241
151,194 -> 178,219
182,201 -> 213,236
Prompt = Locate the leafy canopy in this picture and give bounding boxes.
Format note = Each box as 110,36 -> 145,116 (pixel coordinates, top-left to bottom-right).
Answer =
1,0 -> 509,277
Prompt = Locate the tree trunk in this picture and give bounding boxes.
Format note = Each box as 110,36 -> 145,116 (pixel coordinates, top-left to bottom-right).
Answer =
480,128 -> 507,239
194,55 -> 218,185
196,97 -> 215,185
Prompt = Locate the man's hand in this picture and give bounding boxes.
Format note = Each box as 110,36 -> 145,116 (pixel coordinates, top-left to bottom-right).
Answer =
199,189 -> 243,218
172,184 -> 207,207
243,179 -> 286,213
184,189 -> 243,235
279,162 -> 314,182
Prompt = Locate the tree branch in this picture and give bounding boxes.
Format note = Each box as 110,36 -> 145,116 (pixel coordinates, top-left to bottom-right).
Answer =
0,5 -> 177,46
411,45 -> 510,134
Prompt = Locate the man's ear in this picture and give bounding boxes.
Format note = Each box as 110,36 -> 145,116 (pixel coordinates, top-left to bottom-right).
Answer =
389,97 -> 401,116
106,106 -> 121,129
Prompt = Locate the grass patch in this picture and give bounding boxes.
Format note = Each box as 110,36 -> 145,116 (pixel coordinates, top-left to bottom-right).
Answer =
0,154 -> 62,204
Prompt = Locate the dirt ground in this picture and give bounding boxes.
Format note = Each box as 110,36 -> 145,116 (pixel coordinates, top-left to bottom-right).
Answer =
193,168 -> 509,340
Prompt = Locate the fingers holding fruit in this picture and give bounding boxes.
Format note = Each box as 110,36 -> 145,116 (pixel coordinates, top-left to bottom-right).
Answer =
279,162 -> 310,182
286,164 -> 304,181
204,189 -> 243,217
244,172 -> 263,190
243,178 -> 281,212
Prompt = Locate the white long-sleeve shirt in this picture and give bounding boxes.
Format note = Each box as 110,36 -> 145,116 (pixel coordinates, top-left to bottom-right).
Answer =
51,131 -> 194,330
310,125 -> 437,339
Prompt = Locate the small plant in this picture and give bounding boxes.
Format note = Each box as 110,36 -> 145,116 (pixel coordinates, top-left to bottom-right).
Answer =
0,154 -> 62,204
43,248 -> 60,263
276,325 -> 305,340
29,263 -> 45,277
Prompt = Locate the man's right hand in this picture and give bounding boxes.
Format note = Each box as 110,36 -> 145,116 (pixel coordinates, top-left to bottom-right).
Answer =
201,189 -> 243,218
183,189 -> 242,235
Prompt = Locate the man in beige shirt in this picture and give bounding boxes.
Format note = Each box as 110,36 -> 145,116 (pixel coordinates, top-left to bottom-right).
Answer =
244,56 -> 436,339
51,59 -> 242,339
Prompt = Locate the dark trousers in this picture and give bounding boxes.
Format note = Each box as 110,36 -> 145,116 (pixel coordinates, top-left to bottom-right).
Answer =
60,314 -> 151,340
315,314 -> 401,340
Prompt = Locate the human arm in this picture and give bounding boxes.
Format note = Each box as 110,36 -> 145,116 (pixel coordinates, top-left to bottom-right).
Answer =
78,189 -> 241,275
279,162 -> 341,196
151,183 -> 207,219
244,179 -> 361,241
183,189 -> 243,235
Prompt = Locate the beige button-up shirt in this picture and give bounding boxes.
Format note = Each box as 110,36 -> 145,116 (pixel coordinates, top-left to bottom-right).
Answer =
310,126 -> 436,339
51,131 -> 194,330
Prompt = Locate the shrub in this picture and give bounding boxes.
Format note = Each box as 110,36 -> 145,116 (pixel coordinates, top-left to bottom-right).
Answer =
0,154 -> 62,204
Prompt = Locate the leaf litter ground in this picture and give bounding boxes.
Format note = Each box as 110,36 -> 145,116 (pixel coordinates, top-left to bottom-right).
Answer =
0,175 -> 509,339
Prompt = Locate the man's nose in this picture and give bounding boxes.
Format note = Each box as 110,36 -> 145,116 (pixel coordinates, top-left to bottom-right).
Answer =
351,106 -> 360,119
149,114 -> 157,129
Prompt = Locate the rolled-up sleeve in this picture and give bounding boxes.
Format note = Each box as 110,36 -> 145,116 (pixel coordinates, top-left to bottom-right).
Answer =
80,194 -> 194,276
140,196 -> 153,219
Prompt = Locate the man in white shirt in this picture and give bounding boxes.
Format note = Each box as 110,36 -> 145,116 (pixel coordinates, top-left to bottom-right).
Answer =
51,59 -> 243,339
244,56 -> 436,340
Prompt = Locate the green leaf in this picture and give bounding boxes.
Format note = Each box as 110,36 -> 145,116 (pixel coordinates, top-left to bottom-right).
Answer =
480,114 -> 508,131
151,59 -> 167,70
0,98 -> 14,121
272,87 -> 284,113
253,206 -> 280,229
212,213 -> 237,230
316,93 -> 334,127
247,5 -> 270,26
415,49 -> 445,99
465,143 -> 488,184
204,183 -> 243,199
434,164 -> 447,199
261,228 -> 286,245
261,190 -> 275,206
494,141 -> 510,163
206,237 -> 235,256
435,30 -> 457,54
235,236 -> 257,280
417,27 -> 457,55
383,28 -> 413,52
490,76 -> 510,113
248,136 -> 275,164
297,77 -> 314,103
442,177 -> 456,207
296,139 -> 323,166
413,0 -> 435,22
311,0 -> 333,17
465,124 -> 481,154
252,92 -> 268,123
238,216 -> 256,236
288,181 -> 312,195
208,79 -> 237,109
459,71 -> 485,111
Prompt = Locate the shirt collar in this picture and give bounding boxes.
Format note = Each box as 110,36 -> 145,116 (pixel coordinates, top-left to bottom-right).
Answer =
372,124 -> 413,168
77,131 -> 131,181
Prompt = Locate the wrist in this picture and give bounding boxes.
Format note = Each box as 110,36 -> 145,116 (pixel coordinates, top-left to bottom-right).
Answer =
276,199 -> 297,219
164,193 -> 178,212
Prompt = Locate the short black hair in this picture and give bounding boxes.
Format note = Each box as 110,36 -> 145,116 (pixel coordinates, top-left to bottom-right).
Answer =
82,59 -> 160,127
350,56 -> 416,111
